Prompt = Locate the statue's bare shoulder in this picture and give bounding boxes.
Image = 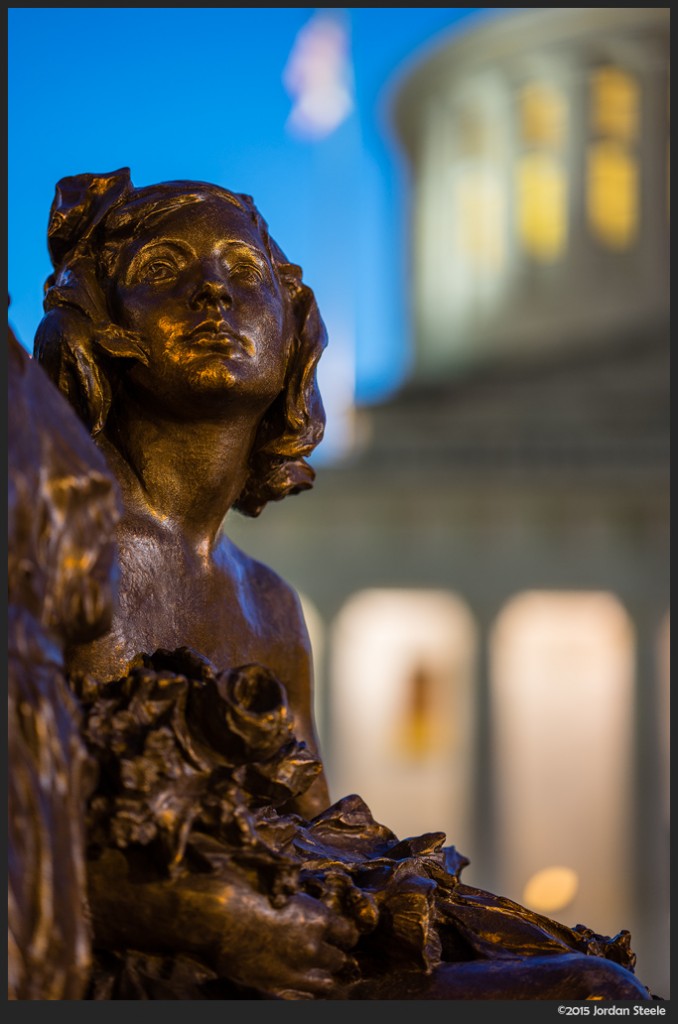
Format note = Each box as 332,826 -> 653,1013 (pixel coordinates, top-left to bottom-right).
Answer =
228,537 -> 307,630
217,534 -> 329,815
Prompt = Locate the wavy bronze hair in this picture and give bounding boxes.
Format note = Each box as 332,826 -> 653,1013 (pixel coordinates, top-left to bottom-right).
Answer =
34,168 -> 327,517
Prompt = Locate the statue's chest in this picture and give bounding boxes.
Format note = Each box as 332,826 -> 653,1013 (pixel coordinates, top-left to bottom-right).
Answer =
114,533 -> 274,669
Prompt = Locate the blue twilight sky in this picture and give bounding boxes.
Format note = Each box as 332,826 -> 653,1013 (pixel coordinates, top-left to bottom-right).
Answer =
8,6 -> 500,455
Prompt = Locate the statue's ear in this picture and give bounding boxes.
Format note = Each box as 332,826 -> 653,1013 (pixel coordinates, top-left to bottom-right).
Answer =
96,325 -> 149,367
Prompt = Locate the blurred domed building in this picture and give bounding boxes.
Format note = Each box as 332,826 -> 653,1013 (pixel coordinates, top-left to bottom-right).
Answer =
228,7 -> 669,997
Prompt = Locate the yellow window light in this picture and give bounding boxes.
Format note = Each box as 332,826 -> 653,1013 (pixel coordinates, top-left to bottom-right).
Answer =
517,152 -> 568,262
591,66 -> 639,144
520,81 -> 567,149
587,141 -> 639,250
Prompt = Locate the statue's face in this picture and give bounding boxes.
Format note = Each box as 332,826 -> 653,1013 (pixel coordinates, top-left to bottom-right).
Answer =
110,198 -> 290,414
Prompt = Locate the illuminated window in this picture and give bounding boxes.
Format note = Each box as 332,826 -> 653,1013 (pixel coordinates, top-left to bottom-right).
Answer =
591,66 -> 639,143
587,142 -> 638,250
516,82 -> 568,263
490,591 -> 635,934
455,169 -> 506,274
330,589 -> 477,847
587,66 -> 640,250
451,100 -> 506,289
517,153 -> 567,263
521,81 -> 567,148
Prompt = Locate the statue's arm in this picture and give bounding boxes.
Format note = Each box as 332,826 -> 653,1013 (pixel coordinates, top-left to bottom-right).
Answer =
222,544 -> 332,818
272,582 -> 332,819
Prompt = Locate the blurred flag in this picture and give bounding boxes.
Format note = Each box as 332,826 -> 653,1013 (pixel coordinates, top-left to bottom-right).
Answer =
283,10 -> 354,140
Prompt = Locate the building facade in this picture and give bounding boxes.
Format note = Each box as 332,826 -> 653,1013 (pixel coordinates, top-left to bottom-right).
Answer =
228,8 -> 670,997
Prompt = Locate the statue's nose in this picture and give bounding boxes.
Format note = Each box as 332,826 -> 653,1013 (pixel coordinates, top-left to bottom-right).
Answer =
189,269 -> 232,310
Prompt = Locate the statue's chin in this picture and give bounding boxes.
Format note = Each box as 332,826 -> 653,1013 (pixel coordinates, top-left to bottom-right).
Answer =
124,353 -> 280,421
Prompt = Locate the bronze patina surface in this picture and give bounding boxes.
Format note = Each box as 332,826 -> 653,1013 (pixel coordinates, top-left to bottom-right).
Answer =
8,326 -> 120,998
10,167 -> 656,999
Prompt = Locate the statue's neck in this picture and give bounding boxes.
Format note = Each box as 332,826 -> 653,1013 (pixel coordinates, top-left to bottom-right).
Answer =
98,398 -> 261,554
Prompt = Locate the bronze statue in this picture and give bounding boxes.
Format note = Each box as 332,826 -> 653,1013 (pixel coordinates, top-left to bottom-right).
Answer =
35,170 -> 329,820
25,168 -> 655,1000
8,325 -> 120,998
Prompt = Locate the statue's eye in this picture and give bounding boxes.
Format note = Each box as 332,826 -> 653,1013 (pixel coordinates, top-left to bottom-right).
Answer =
143,260 -> 177,283
230,262 -> 263,285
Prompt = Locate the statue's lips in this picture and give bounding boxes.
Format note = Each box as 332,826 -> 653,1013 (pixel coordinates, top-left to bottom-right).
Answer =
184,321 -> 253,354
